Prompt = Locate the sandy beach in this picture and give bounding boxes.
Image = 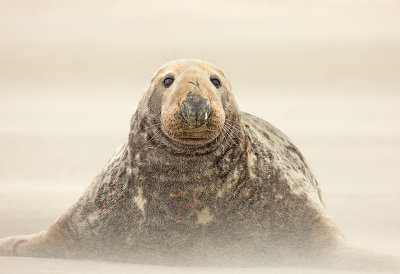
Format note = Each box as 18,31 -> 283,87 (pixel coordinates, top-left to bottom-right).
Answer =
0,1 -> 399,273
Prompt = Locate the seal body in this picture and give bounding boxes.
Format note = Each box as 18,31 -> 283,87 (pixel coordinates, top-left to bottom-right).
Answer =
0,60 -> 398,269
69,113 -> 339,265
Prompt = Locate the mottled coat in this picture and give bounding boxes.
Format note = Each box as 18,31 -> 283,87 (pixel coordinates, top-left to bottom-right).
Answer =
2,60 -> 397,270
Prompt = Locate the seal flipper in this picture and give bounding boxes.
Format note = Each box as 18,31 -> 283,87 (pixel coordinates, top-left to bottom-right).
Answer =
0,216 -> 79,259
0,232 -> 48,257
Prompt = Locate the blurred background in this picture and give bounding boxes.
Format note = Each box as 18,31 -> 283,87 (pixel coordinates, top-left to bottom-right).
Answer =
0,0 -> 399,273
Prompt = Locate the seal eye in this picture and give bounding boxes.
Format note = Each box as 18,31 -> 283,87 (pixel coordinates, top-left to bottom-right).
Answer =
163,77 -> 174,88
210,77 -> 221,88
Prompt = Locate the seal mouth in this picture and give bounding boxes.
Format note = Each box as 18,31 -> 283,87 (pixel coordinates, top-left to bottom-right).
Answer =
180,137 -> 208,140
177,136 -> 210,142
161,126 -> 221,146
176,130 -> 214,138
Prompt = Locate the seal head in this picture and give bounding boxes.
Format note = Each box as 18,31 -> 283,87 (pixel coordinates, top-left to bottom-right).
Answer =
135,60 -> 240,152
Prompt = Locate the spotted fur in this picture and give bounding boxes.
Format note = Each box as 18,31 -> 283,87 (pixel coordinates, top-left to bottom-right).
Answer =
1,60 -> 398,271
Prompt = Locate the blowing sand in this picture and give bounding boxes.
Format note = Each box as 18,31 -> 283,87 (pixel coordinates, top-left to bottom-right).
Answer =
0,0 -> 399,273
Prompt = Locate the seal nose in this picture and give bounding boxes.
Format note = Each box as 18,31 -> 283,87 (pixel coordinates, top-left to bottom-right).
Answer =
181,92 -> 210,128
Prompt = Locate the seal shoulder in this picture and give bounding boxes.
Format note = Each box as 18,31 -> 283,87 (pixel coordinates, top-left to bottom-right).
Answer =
241,112 -> 324,209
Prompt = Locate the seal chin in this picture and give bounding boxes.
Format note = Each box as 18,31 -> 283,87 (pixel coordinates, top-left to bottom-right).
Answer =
161,126 -> 222,147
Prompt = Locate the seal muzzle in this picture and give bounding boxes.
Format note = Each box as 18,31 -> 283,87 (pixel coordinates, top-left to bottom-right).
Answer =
181,92 -> 210,128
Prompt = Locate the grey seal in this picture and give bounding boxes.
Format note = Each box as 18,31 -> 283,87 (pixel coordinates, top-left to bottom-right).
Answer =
0,60 -> 398,271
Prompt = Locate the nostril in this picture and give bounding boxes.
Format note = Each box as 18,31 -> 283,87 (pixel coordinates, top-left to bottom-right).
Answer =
181,92 -> 210,127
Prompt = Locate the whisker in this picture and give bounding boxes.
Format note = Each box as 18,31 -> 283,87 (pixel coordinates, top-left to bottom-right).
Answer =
221,126 -> 229,143
226,127 -> 244,143
223,124 -> 237,146
221,126 -> 230,146
225,119 -> 243,133
224,120 -> 244,142
143,122 -> 162,131
144,128 -> 162,148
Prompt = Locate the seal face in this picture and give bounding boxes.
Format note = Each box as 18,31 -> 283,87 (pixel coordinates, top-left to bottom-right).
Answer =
0,59 -> 347,266
154,61 -> 228,147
